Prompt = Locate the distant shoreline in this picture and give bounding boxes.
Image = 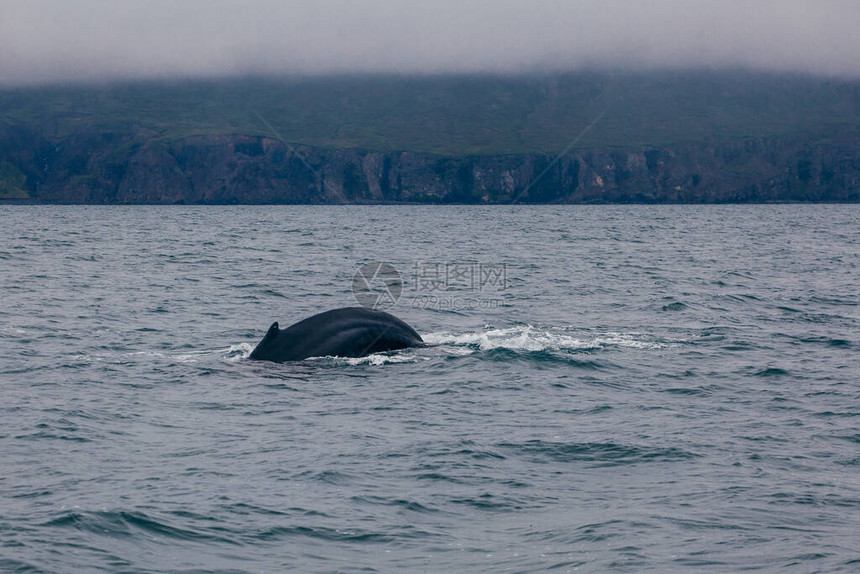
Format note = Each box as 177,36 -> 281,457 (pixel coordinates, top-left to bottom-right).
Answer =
4,199 -> 859,206
2,72 -> 859,204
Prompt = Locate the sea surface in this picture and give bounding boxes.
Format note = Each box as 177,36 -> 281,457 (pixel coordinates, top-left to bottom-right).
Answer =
0,204 -> 858,573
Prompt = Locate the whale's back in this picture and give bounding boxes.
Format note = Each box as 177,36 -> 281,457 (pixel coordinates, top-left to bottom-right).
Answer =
249,307 -> 423,362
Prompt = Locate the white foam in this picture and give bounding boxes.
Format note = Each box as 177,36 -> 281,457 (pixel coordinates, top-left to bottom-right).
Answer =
423,326 -> 668,353
591,332 -> 669,350
220,343 -> 254,362
310,352 -> 427,366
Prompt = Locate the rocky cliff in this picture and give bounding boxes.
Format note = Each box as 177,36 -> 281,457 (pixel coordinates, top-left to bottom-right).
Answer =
2,123 -> 858,204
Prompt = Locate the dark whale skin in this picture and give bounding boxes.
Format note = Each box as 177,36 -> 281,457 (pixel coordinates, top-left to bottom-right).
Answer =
249,307 -> 424,362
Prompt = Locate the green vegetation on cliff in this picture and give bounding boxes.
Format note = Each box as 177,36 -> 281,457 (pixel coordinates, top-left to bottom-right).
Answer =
2,71 -> 859,155
0,161 -> 29,199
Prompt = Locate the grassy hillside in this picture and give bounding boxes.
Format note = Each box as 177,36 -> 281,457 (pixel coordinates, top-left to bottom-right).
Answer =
2,71 -> 860,155
0,161 -> 29,199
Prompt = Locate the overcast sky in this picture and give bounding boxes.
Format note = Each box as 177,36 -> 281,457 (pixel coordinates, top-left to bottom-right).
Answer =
2,0 -> 859,86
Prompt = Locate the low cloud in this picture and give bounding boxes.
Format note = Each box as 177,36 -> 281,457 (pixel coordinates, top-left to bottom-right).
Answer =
2,0 -> 859,85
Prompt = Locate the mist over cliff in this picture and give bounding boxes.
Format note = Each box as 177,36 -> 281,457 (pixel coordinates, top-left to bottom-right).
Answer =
1,72 -> 859,203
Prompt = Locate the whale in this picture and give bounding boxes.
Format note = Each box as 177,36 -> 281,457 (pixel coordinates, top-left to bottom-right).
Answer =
249,307 -> 424,362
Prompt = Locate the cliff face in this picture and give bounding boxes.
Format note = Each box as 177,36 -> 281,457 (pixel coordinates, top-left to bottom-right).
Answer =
2,124 -> 859,203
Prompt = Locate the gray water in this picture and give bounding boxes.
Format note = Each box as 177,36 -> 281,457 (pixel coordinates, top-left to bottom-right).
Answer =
1,205 -> 858,573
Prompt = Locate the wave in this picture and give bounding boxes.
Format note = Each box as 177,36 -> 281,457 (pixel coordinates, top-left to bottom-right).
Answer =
754,367 -> 791,377
498,439 -> 698,467
42,509 -> 240,545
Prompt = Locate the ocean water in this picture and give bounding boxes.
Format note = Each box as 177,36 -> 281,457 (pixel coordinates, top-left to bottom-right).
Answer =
0,204 -> 858,573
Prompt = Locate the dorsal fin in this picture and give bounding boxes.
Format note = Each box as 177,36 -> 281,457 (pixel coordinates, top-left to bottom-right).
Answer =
263,322 -> 279,340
